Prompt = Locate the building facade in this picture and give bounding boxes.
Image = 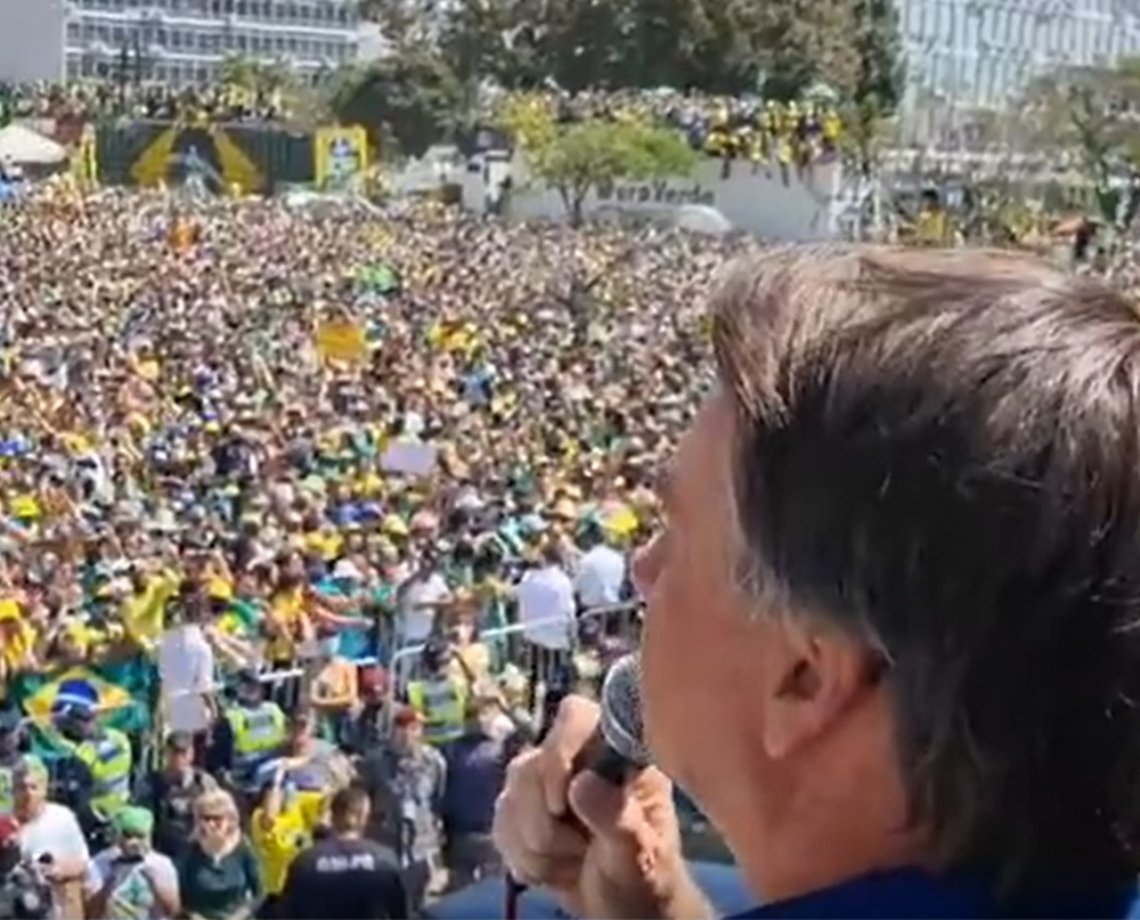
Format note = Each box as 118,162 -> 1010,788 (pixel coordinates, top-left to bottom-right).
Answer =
898,0 -> 1140,140
0,0 -> 360,86
0,1 -> 70,84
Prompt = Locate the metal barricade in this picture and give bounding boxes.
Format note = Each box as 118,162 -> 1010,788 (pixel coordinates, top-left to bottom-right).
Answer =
382,601 -> 643,736
48,601 -> 641,768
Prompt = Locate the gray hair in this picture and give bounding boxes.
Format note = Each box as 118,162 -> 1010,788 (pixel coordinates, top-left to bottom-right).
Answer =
711,244 -> 1140,892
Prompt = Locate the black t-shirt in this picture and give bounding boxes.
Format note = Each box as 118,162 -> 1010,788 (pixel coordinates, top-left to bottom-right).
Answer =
279,836 -> 407,920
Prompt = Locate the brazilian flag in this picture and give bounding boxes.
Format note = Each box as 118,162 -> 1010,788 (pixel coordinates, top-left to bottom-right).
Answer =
9,662 -> 151,760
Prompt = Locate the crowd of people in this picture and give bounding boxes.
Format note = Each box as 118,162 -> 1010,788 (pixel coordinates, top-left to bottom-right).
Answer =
0,77 -> 844,174
0,79 -> 290,128
505,89 -> 845,170
0,181 -> 744,919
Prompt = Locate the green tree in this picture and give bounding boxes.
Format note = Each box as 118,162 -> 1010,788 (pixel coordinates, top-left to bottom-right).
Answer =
1021,58 -> 1140,225
219,54 -> 294,94
502,101 -> 699,224
755,0 -> 860,101
330,49 -> 464,158
852,0 -> 904,113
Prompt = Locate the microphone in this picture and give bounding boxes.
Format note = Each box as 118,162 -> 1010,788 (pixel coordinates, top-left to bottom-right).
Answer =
503,654 -> 650,918
590,653 -> 651,785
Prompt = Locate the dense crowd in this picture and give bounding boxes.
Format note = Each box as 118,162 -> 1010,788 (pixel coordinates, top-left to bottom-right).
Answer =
0,182 -> 744,919
505,89 -> 845,168
0,80 -> 289,127
0,77 -> 843,172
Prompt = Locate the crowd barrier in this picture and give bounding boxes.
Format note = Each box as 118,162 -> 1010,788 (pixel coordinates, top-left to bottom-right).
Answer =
11,600 -> 643,790
381,601 -> 642,733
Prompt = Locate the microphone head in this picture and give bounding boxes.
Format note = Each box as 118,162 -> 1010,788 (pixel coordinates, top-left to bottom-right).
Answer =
599,654 -> 651,768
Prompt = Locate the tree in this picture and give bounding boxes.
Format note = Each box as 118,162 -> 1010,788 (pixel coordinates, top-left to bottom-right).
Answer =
501,100 -> 699,224
852,0 -> 904,114
363,0 -> 775,96
1021,58 -> 1140,225
219,54 -> 294,95
330,49 -> 465,158
755,0 -> 860,102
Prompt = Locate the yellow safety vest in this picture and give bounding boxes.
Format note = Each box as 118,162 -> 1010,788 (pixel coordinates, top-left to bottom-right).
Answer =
407,678 -> 467,746
75,729 -> 132,818
227,702 -> 286,770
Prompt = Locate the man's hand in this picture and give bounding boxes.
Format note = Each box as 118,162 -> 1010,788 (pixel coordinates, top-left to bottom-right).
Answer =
492,695 -> 711,919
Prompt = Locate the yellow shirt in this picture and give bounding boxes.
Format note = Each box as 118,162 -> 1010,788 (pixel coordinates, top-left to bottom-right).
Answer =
267,587 -> 306,662
0,619 -> 36,673
250,791 -> 323,895
120,570 -> 180,651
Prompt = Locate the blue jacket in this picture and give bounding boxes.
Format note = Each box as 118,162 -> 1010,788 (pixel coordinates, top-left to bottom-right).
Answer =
426,865 -> 1140,920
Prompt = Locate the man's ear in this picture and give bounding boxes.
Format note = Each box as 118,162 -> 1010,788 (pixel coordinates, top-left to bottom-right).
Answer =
759,617 -> 870,761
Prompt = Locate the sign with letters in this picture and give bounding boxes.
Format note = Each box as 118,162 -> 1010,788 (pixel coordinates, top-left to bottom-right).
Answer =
595,179 -> 716,207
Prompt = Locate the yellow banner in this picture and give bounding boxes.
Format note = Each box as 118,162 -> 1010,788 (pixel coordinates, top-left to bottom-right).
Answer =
314,125 -> 368,189
72,125 -> 98,187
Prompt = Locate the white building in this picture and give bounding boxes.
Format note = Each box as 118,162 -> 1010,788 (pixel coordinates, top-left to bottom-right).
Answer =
0,0 -> 359,86
461,151 -> 845,242
898,0 -> 1140,140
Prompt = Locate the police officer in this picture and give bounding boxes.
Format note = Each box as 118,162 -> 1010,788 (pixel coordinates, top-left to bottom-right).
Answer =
212,668 -> 286,796
138,731 -> 218,863
405,639 -> 467,748
53,697 -> 133,826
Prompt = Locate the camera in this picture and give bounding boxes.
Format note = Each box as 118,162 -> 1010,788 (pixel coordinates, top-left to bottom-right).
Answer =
0,850 -> 54,920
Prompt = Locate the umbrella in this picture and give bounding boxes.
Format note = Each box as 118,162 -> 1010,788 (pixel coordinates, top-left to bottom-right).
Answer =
0,124 -> 66,166
672,205 -> 734,236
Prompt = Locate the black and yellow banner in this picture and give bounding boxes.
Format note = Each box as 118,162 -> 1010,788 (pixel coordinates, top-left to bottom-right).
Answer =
130,122 -> 264,192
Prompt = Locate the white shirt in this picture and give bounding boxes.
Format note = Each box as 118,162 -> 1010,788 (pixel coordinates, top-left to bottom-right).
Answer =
574,544 -> 627,609
517,565 -> 576,651
85,846 -> 179,920
19,801 -> 89,867
399,572 -> 450,644
157,623 -> 215,734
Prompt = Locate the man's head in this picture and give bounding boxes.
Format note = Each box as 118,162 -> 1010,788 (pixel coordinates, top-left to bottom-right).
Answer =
420,637 -> 450,676
392,705 -> 423,751
636,246 -> 1140,900
236,668 -> 264,706
287,705 -> 316,751
328,784 -> 371,837
164,730 -> 195,773
12,756 -> 49,820
113,806 -> 154,857
465,692 -> 500,738
54,701 -> 96,742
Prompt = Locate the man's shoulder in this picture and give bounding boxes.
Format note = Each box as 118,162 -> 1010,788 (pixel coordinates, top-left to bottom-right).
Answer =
144,850 -> 178,874
305,835 -> 402,870
39,801 -> 79,825
421,744 -> 448,770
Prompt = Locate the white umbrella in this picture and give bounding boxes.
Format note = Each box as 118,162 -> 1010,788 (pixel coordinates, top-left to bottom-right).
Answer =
672,204 -> 734,236
0,124 -> 66,166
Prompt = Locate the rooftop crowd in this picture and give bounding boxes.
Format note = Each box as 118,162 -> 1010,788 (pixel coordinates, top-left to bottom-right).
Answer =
527,89 -> 845,166
0,78 -> 844,169
0,79 -> 290,127
0,182 -> 745,919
